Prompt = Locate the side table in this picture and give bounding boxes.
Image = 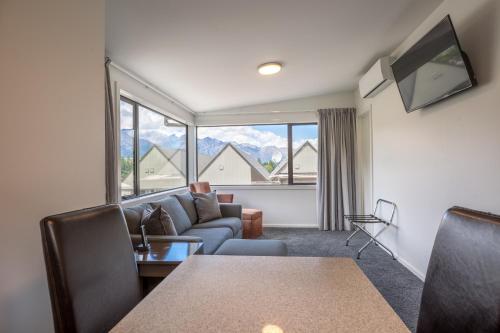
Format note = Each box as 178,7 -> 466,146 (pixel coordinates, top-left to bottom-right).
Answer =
242,208 -> 263,239
135,241 -> 203,293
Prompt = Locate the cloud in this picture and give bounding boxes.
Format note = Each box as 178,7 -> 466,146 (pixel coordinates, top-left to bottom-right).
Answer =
198,126 -> 288,148
119,101 -> 185,138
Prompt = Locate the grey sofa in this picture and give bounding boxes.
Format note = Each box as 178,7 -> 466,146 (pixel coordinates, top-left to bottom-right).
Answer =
123,194 -> 242,254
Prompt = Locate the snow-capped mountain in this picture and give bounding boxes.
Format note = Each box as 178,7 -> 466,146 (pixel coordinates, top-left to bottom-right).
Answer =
197,137 -> 287,163
121,130 -> 288,164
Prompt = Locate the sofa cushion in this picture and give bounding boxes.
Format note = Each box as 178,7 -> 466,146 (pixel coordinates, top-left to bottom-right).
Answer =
141,206 -> 177,236
192,192 -> 222,223
122,203 -> 153,234
174,192 -> 198,225
215,239 -> 288,256
181,227 -> 233,254
151,197 -> 192,235
190,217 -> 241,237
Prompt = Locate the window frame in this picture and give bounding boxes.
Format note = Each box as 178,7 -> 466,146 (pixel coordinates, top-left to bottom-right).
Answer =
288,123 -> 318,186
195,122 -> 317,186
120,95 -> 189,200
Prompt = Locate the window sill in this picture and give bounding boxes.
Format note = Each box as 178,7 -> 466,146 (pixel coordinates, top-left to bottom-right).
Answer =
121,187 -> 189,207
212,184 -> 317,191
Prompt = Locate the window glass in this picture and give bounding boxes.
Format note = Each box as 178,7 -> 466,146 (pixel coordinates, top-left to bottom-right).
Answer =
138,106 -> 187,195
197,125 -> 288,185
119,97 -> 188,199
291,124 -> 318,184
120,99 -> 135,197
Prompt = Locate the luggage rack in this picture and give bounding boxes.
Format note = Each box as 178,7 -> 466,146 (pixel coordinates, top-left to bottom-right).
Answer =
344,199 -> 397,260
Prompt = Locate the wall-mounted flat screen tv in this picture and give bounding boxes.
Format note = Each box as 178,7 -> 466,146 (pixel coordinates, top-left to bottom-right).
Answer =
391,15 -> 476,113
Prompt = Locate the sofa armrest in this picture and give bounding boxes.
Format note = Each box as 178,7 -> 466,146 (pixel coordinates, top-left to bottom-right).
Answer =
219,203 -> 242,219
130,234 -> 203,246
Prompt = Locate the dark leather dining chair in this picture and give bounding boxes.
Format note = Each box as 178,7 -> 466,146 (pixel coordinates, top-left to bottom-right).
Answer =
40,204 -> 142,333
417,206 -> 500,333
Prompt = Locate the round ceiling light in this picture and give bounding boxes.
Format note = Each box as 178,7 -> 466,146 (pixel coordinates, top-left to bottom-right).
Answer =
258,62 -> 282,75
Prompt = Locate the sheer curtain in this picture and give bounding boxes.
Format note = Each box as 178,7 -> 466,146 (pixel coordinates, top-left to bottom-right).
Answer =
317,108 -> 357,231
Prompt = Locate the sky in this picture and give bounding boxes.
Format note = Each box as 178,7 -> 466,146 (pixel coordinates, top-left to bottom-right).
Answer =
198,124 -> 318,148
121,100 -> 318,149
120,100 -> 186,137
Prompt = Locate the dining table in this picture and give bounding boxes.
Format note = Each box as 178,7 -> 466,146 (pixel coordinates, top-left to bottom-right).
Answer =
111,255 -> 410,333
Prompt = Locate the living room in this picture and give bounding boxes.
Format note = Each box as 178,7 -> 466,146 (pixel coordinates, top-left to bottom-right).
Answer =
1,0 -> 499,332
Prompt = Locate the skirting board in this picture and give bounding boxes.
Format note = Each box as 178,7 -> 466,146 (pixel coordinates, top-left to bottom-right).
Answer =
396,255 -> 426,282
376,245 -> 426,281
264,224 -> 318,228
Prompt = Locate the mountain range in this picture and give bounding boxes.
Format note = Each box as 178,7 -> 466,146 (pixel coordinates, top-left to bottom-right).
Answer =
120,130 -> 287,163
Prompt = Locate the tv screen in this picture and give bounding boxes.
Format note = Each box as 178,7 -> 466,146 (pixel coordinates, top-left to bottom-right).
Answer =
391,15 -> 476,112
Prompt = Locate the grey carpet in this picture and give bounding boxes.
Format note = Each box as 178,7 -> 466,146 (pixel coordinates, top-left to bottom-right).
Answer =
259,228 -> 423,332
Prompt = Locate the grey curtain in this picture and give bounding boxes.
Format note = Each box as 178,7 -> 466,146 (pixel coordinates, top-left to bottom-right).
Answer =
105,57 -> 119,203
317,108 -> 357,231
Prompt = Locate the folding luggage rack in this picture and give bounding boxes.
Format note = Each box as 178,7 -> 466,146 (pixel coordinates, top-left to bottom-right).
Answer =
344,199 -> 397,260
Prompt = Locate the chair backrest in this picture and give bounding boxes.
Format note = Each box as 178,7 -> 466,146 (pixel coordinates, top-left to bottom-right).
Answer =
190,181 -> 211,193
417,206 -> 500,333
189,181 -> 234,203
40,204 -> 142,333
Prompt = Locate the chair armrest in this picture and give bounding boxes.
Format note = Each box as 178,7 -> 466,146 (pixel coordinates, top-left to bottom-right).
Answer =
130,234 -> 203,246
219,203 -> 242,219
217,193 -> 234,203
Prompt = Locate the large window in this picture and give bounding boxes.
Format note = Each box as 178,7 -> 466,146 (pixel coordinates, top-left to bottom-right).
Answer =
120,97 -> 188,199
197,124 -> 317,185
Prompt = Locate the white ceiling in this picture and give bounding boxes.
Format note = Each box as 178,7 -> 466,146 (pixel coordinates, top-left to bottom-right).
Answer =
106,0 -> 443,112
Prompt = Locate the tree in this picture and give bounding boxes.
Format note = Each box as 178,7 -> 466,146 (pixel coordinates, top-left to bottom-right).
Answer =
121,158 -> 134,181
261,160 -> 277,173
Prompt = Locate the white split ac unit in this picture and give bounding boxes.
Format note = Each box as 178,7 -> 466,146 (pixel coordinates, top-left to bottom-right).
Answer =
359,57 -> 394,98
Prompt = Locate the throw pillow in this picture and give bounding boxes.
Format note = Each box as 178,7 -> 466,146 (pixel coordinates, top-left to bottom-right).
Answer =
192,191 -> 222,223
174,192 -> 198,225
141,206 -> 178,236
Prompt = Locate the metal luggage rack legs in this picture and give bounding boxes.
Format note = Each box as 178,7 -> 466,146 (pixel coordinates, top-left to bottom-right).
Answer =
344,199 -> 397,260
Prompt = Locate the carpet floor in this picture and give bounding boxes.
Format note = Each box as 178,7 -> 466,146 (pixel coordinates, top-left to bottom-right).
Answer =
259,228 -> 424,332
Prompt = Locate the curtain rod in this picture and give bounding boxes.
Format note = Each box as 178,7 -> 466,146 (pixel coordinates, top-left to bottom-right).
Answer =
108,61 -> 196,115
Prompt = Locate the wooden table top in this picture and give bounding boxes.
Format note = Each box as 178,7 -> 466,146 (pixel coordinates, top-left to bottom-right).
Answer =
112,256 -> 409,333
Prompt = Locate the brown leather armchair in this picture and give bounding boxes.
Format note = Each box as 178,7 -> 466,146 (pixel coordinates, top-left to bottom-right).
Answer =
190,181 -> 234,203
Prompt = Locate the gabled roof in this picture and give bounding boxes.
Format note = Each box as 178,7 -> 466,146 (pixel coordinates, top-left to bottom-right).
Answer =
198,143 -> 270,180
141,145 -> 187,177
270,140 -> 317,177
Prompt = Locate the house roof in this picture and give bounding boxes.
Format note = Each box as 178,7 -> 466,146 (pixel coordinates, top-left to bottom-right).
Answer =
198,143 -> 270,180
197,153 -> 212,172
141,145 -> 187,177
270,140 -> 317,177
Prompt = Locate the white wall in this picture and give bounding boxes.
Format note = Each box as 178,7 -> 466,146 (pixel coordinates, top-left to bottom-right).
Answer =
196,91 -> 354,125
0,1 -> 105,332
358,0 -> 500,279
214,186 -> 317,228
109,65 -> 195,125
109,65 -> 197,186
200,91 -> 356,228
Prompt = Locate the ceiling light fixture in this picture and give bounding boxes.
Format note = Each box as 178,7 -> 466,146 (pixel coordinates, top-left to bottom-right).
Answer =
258,62 -> 282,76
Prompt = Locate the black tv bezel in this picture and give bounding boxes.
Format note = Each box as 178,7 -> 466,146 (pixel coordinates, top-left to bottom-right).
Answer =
392,15 -> 477,113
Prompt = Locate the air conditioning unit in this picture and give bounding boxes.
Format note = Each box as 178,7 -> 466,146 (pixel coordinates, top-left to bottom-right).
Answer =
359,57 -> 395,98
